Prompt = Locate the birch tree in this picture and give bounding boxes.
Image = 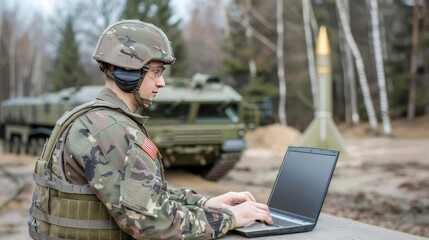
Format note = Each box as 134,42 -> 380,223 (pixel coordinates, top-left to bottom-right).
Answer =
8,27 -> 16,98
276,0 -> 287,125
302,0 -> 318,110
29,16 -> 46,97
217,0 -> 231,39
336,0 -> 379,134
242,0 -> 257,83
30,41 -> 44,97
16,39 -> 27,97
337,0 -> 359,125
368,0 -> 392,135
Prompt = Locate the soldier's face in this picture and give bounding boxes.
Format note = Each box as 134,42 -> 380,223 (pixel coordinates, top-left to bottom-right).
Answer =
139,61 -> 166,108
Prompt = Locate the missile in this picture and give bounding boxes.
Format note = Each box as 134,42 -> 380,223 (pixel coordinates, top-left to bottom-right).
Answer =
300,26 -> 348,154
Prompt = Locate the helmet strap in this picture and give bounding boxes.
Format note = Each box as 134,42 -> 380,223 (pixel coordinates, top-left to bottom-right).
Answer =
132,89 -> 152,109
132,64 -> 151,109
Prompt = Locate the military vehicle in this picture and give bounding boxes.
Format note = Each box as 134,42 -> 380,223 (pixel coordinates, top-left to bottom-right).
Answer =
0,74 -> 259,180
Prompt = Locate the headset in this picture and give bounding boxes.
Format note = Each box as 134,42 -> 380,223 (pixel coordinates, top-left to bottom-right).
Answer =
112,67 -> 143,92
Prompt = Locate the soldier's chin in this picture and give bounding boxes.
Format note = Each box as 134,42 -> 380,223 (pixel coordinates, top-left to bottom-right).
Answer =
142,98 -> 153,108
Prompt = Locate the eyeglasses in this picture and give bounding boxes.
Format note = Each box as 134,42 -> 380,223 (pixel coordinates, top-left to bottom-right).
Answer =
146,65 -> 166,79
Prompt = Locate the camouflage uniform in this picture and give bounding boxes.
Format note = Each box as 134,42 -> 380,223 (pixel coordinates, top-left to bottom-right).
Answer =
29,19 -> 235,240
61,87 -> 235,239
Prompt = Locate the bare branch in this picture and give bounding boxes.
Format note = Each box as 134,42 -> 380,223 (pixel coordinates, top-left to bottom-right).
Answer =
245,4 -> 275,31
228,12 -> 276,52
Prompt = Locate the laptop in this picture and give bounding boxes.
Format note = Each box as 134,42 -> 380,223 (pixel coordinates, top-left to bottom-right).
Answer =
234,146 -> 340,238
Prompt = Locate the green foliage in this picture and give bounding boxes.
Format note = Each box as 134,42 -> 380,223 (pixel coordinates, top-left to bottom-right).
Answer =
221,18 -> 250,87
49,16 -> 89,91
239,77 -> 279,103
122,0 -> 187,76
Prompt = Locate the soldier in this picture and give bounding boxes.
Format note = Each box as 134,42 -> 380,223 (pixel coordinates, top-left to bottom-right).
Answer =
29,20 -> 272,240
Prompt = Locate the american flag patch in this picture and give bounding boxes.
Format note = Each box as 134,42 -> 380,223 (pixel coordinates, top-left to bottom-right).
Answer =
142,138 -> 158,160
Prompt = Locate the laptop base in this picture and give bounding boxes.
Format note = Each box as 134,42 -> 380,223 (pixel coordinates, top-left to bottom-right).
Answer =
234,222 -> 314,238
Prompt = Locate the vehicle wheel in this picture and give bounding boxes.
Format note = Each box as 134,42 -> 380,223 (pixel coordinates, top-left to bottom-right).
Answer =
11,136 -> 21,154
28,138 -> 40,156
2,140 -> 10,153
203,152 -> 241,181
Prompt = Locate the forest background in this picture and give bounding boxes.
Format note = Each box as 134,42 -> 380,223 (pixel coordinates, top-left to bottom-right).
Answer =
0,0 -> 428,134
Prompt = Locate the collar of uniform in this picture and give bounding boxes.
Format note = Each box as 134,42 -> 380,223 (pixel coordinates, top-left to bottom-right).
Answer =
96,87 -> 150,125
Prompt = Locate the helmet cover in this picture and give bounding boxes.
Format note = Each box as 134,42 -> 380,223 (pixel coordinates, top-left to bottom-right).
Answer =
93,20 -> 175,70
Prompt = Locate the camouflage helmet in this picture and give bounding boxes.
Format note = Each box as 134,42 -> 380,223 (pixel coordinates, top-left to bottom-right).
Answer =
93,20 -> 175,70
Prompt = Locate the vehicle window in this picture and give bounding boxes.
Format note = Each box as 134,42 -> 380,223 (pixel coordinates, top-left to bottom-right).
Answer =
147,102 -> 189,122
197,103 -> 239,123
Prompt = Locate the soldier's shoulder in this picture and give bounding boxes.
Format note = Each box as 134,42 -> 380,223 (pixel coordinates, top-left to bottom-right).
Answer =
74,108 -> 137,133
87,108 -> 134,124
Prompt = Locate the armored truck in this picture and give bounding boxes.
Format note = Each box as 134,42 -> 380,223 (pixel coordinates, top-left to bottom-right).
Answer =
0,74 -> 258,180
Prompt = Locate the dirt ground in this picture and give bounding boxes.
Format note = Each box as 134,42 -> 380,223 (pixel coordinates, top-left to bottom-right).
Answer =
0,116 -> 428,239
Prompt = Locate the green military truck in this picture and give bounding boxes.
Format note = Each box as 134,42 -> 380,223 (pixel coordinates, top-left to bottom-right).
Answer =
0,74 -> 259,180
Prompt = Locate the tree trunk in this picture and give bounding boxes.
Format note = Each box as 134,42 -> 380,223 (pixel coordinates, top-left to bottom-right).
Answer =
337,0 -> 359,125
243,0 -> 257,83
407,1 -> 420,121
217,0 -> 231,39
309,3 -> 318,44
30,48 -> 43,97
423,3 -> 429,115
336,0 -> 379,134
17,49 -> 24,97
339,24 -> 352,125
276,0 -> 287,125
368,0 -> 392,135
9,28 -> 17,98
302,0 -> 318,110
0,10 -> 5,101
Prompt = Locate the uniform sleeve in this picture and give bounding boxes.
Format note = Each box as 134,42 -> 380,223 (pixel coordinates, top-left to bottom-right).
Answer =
66,113 -> 235,239
167,187 -> 210,207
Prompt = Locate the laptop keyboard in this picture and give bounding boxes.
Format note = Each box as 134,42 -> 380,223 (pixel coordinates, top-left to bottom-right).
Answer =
273,217 -> 299,227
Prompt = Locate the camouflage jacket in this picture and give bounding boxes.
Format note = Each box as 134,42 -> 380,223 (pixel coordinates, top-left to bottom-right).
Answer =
63,87 -> 235,239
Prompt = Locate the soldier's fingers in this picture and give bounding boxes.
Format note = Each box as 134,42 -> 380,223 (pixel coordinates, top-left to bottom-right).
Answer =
256,209 -> 273,224
239,191 -> 256,202
229,192 -> 254,204
253,202 -> 270,211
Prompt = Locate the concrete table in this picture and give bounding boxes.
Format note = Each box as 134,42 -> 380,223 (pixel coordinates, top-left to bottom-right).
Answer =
223,213 -> 426,240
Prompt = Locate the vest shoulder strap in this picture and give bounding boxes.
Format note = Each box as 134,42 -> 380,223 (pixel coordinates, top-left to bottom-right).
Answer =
41,100 -> 120,165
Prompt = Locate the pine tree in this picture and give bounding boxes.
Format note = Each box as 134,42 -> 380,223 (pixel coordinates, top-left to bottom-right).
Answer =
49,16 -> 88,91
122,0 -> 187,76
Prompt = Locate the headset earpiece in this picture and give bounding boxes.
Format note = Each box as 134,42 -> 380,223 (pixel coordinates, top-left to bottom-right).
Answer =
112,67 -> 142,92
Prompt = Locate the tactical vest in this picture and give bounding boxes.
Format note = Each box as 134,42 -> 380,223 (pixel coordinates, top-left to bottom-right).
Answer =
28,100 -> 134,240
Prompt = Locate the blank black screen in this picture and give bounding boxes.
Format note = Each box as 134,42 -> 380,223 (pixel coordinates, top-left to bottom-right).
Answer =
268,150 -> 337,220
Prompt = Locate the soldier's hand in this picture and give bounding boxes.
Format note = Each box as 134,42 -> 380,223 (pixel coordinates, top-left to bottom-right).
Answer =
229,201 -> 273,228
204,191 -> 256,209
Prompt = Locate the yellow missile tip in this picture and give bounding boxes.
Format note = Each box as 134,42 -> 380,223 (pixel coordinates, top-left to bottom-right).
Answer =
316,26 -> 330,55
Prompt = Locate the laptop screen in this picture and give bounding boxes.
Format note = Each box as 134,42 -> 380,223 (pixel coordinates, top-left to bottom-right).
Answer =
268,148 -> 338,220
